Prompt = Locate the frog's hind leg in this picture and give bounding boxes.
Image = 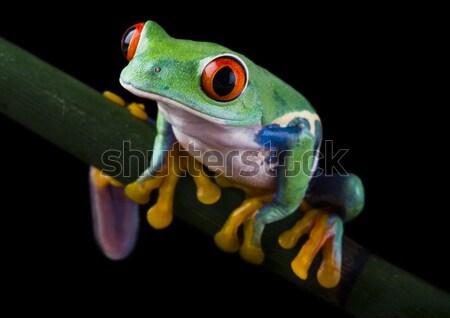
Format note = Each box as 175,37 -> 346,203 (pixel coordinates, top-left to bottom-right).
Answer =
279,174 -> 364,288
89,91 -> 148,260
90,167 -> 139,260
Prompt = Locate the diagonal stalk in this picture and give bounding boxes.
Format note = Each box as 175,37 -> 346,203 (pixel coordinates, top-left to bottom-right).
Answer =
1,37 -> 449,317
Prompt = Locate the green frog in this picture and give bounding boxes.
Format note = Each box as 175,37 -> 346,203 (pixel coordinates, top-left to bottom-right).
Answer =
90,21 -> 365,288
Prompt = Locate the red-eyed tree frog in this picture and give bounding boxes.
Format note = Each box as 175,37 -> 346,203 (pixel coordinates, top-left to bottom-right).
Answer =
90,21 -> 365,288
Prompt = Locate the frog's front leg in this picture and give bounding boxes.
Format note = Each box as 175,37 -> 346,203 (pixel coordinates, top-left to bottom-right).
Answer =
214,192 -> 273,253
125,111 -> 177,229
215,123 -> 316,264
239,124 -> 316,264
125,112 -> 221,229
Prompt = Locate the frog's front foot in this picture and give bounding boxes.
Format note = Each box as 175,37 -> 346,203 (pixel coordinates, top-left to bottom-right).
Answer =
125,174 -> 172,228
279,207 -> 343,288
124,148 -> 177,229
125,146 -> 221,229
103,90 -> 148,120
214,191 -> 273,264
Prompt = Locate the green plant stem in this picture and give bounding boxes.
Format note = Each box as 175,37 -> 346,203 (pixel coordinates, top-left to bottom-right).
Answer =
1,37 -> 449,317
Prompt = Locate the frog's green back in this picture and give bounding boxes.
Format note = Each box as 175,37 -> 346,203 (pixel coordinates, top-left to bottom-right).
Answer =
248,64 -> 317,124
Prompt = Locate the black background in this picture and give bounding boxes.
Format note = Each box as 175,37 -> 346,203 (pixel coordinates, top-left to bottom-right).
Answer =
1,4 -> 447,315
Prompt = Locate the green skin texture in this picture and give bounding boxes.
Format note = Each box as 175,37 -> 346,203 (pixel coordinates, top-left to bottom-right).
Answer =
120,21 -> 364,257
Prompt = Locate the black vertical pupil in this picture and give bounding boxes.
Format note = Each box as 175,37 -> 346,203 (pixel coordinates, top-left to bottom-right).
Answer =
121,28 -> 136,57
213,66 -> 236,96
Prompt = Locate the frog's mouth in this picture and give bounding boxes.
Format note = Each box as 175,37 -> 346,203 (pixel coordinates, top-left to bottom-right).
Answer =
120,80 -> 241,125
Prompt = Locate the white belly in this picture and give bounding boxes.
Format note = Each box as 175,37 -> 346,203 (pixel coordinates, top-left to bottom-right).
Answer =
158,102 -> 277,189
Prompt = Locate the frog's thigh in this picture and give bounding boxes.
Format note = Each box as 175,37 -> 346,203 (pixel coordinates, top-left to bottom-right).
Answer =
304,174 -> 365,221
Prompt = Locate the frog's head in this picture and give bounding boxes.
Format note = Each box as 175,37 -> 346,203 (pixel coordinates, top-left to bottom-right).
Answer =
119,21 -> 261,126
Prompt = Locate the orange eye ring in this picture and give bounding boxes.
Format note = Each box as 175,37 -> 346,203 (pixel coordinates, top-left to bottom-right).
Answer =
201,56 -> 247,102
121,22 -> 145,61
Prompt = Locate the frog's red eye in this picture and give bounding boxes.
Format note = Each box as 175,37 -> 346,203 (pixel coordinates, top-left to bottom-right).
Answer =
121,22 -> 145,61
201,56 -> 247,102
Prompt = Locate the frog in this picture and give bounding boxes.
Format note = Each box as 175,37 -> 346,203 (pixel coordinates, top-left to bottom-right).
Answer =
89,20 -> 365,289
